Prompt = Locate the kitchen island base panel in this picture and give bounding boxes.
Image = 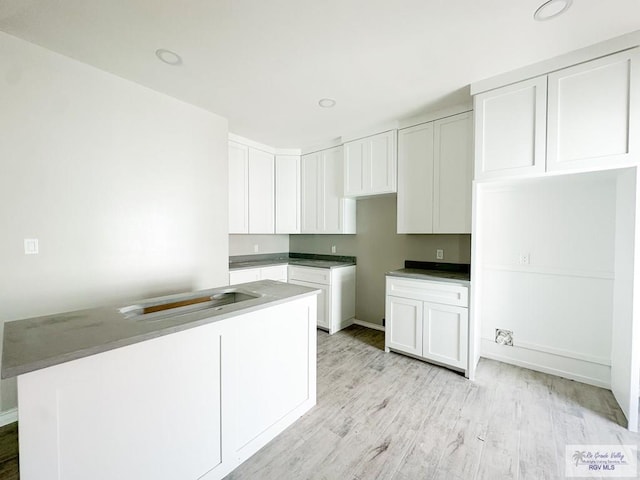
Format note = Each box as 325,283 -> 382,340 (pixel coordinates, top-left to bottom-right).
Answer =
17,295 -> 317,480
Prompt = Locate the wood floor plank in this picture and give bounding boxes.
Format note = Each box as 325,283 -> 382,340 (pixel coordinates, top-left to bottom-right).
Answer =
0,423 -> 18,465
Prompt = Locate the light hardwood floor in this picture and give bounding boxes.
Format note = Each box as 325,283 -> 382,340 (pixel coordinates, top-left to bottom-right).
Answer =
226,325 -> 640,480
0,326 -> 637,480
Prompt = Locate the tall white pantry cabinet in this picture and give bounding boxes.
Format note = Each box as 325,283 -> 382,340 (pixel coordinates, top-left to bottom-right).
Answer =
471,40 -> 640,431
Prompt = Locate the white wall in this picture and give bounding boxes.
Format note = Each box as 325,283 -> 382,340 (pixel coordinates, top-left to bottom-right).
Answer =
476,171 -> 618,387
0,32 -> 229,411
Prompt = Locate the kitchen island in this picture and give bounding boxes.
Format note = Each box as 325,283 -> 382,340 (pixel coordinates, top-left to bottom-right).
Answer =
2,280 -> 319,480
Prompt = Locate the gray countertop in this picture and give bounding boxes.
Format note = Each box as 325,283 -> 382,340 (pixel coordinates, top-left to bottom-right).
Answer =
2,280 -> 319,379
229,256 -> 355,271
386,268 -> 471,286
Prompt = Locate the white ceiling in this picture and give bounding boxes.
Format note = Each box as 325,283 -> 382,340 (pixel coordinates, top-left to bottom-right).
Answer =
1,0 -> 639,148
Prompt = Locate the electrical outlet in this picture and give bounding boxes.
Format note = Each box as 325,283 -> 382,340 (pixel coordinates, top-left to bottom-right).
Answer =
518,253 -> 530,265
331,245 -> 337,254
253,244 -> 259,253
24,238 -> 39,255
436,249 -> 444,260
495,329 -> 513,346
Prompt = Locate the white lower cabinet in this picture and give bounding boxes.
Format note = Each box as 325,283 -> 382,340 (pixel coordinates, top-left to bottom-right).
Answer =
288,265 -> 355,334
385,276 -> 469,375
229,265 -> 287,285
17,295 -> 317,480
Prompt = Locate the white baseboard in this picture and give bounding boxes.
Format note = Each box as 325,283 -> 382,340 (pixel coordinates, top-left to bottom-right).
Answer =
353,319 -> 385,332
0,408 -> 17,427
481,339 -> 610,389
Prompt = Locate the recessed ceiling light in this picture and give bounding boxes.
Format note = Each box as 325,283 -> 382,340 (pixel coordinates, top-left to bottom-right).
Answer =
155,48 -> 183,66
534,0 -> 572,21
318,98 -> 336,108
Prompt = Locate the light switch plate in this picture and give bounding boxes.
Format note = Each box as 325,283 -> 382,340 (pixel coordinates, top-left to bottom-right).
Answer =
24,238 -> 39,255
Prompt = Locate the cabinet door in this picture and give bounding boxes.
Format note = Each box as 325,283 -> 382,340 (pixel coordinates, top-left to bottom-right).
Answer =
385,296 -> 423,356
248,148 -> 275,234
322,146 -> 349,233
228,141 -> 249,234
344,140 -> 366,196
474,76 -> 547,180
397,122 -> 434,233
260,265 -> 288,282
422,303 -> 468,370
300,152 -> 321,233
229,268 -> 261,285
547,49 -> 639,172
369,130 -> 397,194
288,279 -> 330,329
433,112 -> 473,233
344,131 -> 397,197
275,155 -> 300,234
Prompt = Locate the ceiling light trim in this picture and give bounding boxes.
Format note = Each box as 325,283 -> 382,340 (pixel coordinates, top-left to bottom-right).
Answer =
318,98 -> 337,108
534,0 -> 573,21
155,48 -> 183,66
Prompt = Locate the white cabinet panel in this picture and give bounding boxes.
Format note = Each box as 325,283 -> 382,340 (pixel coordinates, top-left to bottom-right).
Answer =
260,265 -> 288,282
423,302 -> 468,370
300,152 -> 320,233
301,147 -> 356,234
229,265 -> 288,285
19,324 -> 223,480
275,155 -> 300,234
229,268 -> 261,285
474,77 -> 547,180
397,122 -> 434,233
248,148 -> 275,234
385,296 -> 423,356
228,141 -> 249,234
288,278 -> 330,329
433,112 -> 472,233
323,146 -> 345,233
344,130 -> 397,197
547,49 -> 639,172
344,141 -> 365,195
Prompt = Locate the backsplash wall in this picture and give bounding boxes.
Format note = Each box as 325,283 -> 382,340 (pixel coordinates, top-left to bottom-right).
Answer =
229,235 -> 290,256
290,195 -> 471,326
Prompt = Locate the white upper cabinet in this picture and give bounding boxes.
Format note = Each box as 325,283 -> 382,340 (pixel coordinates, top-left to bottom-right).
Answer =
228,138 -> 275,234
301,146 -> 356,234
300,151 -> 321,233
433,112 -> 473,233
229,141 -> 249,234
275,155 -> 300,234
247,148 -> 275,234
397,122 -> 434,233
547,49 -> 639,172
397,112 -> 472,234
344,130 -> 397,197
474,76 -> 547,180
474,47 -> 639,181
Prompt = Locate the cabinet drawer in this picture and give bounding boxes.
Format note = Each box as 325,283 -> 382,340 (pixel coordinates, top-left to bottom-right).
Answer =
288,266 -> 331,285
260,265 -> 288,282
386,277 -> 468,307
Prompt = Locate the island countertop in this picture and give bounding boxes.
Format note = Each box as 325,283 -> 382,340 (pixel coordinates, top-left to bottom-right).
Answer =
2,280 -> 319,379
